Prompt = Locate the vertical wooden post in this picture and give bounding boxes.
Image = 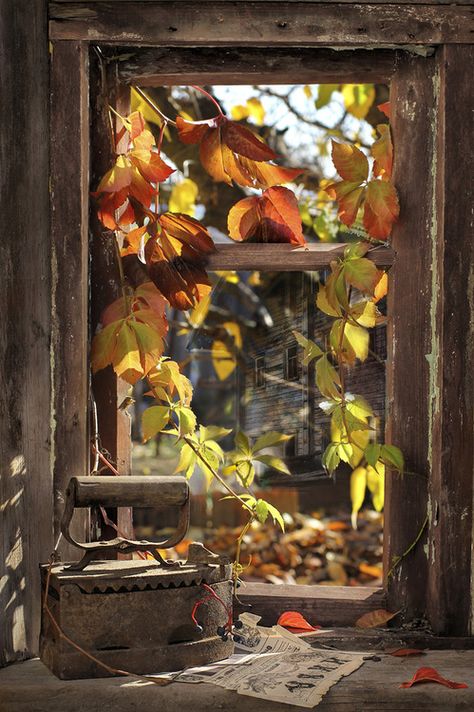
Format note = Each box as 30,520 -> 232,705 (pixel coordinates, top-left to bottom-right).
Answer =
89,54 -> 133,539
50,41 -> 90,556
384,54 -> 438,621
426,44 -> 474,636
0,0 -> 51,663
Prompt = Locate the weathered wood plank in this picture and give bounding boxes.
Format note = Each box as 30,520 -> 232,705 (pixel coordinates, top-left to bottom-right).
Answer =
0,0 -> 52,665
426,44 -> 474,637
235,583 -> 385,626
48,2 -> 474,45
50,41 -> 90,558
118,47 -> 398,86
206,243 -> 394,272
383,55 -> 436,623
89,53 -> 133,540
51,0 -> 474,5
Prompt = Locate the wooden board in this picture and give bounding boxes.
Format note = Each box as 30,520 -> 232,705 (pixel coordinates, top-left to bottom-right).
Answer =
2,653 -> 474,711
207,243 -> 394,272
50,41 -> 90,557
50,0 -> 474,5
426,44 -> 474,636
383,54 -> 436,625
0,0 -> 52,665
118,47 -> 398,86
48,2 -> 474,45
235,583 -> 385,627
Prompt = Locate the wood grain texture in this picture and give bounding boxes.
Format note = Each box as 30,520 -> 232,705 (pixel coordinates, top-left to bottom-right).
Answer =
207,243 -> 394,271
50,41 -> 90,558
0,0 -> 52,665
426,44 -> 474,636
89,56 -> 134,543
48,2 -> 474,45
235,583 -> 385,626
50,0 -> 474,5
2,653 -> 474,712
118,47 -> 398,85
383,55 -> 436,624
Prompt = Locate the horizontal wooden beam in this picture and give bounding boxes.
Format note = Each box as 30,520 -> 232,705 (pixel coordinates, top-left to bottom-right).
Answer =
206,243 -> 394,271
50,0 -> 474,6
234,583 -> 385,627
118,46 -> 398,86
49,2 -> 474,45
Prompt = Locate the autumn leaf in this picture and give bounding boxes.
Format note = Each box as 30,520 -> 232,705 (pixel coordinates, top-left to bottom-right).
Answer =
342,84 -> 375,119
169,178 -> 199,216
372,124 -> 393,179
350,466 -> 367,528
212,321 -> 242,380
355,609 -> 399,629
176,116 -> 302,189
377,101 -> 391,119
142,405 -> 172,442
93,111 -> 174,230
400,667 -> 468,689
387,648 -> 426,657
143,212 -> 215,310
228,187 -> 306,245
325,140 -> 399,239
277,611 -> 319,632
147,358 -> 193,405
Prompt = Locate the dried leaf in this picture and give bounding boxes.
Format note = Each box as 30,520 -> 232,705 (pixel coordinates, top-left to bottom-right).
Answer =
387,648 -> 426,657
356,609 -> 398,629
400,667 -> 468,689
277,611 -> 319,632
377,101 -> 391,119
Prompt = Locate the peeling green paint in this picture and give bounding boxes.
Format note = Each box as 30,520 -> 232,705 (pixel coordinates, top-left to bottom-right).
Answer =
425,68 -> 441,470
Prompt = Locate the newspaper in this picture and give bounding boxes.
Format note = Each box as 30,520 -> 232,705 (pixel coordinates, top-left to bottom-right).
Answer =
175,614 -> 365,708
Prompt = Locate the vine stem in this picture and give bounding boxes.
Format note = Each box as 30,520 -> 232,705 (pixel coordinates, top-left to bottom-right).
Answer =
132,85 -> 225,127
183,436 -> 255,516
132,86 -> 177,126
387,514 -> 429,579
190,85 -> 225,116
233,517 -> 253,594
336,307 -> 353,445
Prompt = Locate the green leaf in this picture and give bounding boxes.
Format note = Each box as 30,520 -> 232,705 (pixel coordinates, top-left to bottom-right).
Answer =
142,405 -> 171,442
316,284 -> 341,317
337,441 -> 354,464
343,257 -> 381,295
315,355 -> 341,400
266,502 -> 285,532
199,425 -> 232,442
254,431 -> 292,453
175,406 -> 197,436
174,444 -> 196,479
344,242 -> 370,260
293,330 -> 323,365
322,442 -> 341,473
255,454 -> 291,475
346,395 -> 374,420
350,300 -> 377,328
235,431 -> 251,455
255,499 -> 269,524
236,459 -> 255,487
315,84 -> 338,110
344,408 -> 372,434
381,444 -> 404,472
365,443 -> 381,468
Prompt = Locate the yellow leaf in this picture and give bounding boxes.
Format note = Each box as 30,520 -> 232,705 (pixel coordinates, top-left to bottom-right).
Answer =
303,85 -> 312,99
131,88 -> 168,135
188,292 -> 211,328
246,97 -> 265,126
350,466 -> 367,528
331,419 -> 369,469
212,322 -> 242,381
374,272 -> 388,303
169,178 -> 199,216
344,322 -> 369,362
367,463 -> 385,511
114,322 -> 143,384
350,300 -> 377,328
342,84 -> 376,120
230,104 -> 249,121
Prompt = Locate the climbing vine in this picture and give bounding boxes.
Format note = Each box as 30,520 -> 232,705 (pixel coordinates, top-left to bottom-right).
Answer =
90,84 -> 403,581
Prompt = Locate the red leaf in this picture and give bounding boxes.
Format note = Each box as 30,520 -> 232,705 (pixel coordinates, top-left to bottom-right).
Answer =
371,124 -> 393,179
377,101 -> 391,119
177,115 -> 302,189
363,180 -> 399,239
387,648 -> 426,657
228,187 -> 306,246
331,141 -> 369,183
400,667 -> 468,689
277,611 -> 319,632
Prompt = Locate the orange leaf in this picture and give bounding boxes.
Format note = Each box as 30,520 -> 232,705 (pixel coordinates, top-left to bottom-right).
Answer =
228,187 -> 306,245
363,180 -> 399,239
377,101 -> 391,119
400,667 -> 468,689
325,181 -> 365,227
144,213 -> 214,310
355,609 -> 398,628
371,124 -> 393,179
177,115 -> 302,189
359,563 -> 383,579
331,141 -> 369,183
373,272 -> 388,303
387,648 -> 426,657
277,611 -> 319,632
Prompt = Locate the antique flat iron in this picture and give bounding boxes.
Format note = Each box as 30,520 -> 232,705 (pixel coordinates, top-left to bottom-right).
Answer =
40,475 -> 234,679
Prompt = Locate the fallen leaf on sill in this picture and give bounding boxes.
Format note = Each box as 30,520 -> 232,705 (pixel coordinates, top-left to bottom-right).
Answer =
277,611 -> 320,632
355,609 -> 399,629
400,667 -> 468,689
386,648 -> 426,657
359,563 -> 383,579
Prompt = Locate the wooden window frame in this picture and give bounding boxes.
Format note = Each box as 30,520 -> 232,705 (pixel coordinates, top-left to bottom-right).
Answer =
47,1 -> 474,637
254,356 -> 266,390
285,345 -> 299,382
